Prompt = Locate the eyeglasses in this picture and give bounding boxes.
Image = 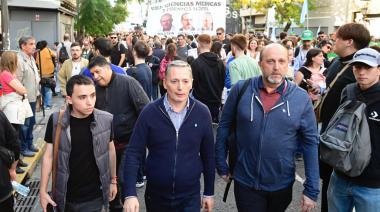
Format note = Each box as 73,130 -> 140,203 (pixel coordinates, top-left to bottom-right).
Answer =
110,37 -> 117,39
216,32 -> 222,35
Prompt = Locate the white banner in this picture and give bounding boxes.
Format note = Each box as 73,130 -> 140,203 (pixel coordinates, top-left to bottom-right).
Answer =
146,0 -> 226,36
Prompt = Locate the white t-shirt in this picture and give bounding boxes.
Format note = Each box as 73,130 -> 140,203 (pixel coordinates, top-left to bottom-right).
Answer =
71,61 -> 81,76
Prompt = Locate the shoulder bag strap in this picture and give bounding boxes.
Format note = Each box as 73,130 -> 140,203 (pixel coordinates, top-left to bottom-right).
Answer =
52,109 -> 65,196
315,63 -> 351,115
223,78 -> 252,202
38,50 -> 42,76
326,63 -> 351,92
234,78 -> 252,114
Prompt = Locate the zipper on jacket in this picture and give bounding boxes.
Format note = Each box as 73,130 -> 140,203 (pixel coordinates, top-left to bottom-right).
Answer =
172,130 -> 179,195
158,102 -> 196,196
253,97 -> 286,189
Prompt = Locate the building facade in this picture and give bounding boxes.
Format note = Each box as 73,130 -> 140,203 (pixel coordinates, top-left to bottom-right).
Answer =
1,0 -> 77,50
238,0 -> 380,38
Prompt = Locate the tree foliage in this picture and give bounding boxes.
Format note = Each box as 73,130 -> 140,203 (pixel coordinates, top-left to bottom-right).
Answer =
75,0 -> 129,36
231,0 -> 317,28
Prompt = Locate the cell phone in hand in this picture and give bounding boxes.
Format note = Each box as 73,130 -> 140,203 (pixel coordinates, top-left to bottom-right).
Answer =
302,78 -> 313,86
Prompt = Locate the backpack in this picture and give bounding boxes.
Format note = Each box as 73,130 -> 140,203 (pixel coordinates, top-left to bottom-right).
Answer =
58,42 -> 69,63
320,84 -> 376,177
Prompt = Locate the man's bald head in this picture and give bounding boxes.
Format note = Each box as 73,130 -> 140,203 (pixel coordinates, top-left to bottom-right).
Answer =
259,43 -> 289,63
259,43 -> 289,85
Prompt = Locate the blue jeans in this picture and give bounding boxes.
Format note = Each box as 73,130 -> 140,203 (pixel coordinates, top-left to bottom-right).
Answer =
145,191 -> 200,212
20,101 -> 36,152
328,171 -> 380,212
41,85 -> 52,107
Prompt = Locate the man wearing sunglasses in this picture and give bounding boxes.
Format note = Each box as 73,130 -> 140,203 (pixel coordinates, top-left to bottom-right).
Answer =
319,40 -> 333,68
216,27 -> 231,55
109,32 -> 127,67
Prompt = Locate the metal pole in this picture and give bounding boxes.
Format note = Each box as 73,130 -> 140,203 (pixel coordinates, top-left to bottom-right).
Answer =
1,0 -> 10,50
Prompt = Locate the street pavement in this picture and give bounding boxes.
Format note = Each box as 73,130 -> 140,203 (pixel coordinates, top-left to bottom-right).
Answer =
25,94 -> 321,212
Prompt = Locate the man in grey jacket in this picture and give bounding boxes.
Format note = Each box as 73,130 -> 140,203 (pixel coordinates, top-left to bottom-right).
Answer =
17,36 -> 40,157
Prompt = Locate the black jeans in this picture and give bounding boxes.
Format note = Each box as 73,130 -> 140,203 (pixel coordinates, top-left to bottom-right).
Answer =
0,195 -> 14,212
234,181 -> 293,212
145,191 -> 201,212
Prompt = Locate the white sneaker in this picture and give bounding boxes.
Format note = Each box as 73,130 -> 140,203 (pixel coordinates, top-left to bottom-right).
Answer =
136,181 -> 145,188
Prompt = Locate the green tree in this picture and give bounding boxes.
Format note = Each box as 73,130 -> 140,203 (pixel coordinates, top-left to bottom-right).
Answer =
231,0 -> 317,31
75,0 -> 129,37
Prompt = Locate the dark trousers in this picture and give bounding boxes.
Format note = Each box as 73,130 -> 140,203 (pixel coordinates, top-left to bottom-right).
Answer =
145,191 -> 200,212
65,197 -> 103,212
320,160 -> 333,212
0,195 -> 14,212
109,147 -> 126,211
205,103 -> 221,123
152,83 -> 159,100
234,181 -> 292,212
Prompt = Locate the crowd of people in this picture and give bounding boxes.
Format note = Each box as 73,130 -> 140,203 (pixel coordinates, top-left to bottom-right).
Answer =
0,21 -> 380,212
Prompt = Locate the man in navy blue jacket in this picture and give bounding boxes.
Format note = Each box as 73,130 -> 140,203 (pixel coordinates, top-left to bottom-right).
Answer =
123,60 -> 215,212
216,43 -> 320,212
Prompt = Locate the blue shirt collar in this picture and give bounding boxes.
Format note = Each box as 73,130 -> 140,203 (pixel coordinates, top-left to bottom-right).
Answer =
163,94 -> 190,113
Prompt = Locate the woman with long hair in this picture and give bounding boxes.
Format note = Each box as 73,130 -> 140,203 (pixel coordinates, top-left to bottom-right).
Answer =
247,38 -> 260,61
294,48 -> 326,101
210,41 -> 226,62
0,51 -> 29,174
36,40 -> 56,110
158,43 -> 179,96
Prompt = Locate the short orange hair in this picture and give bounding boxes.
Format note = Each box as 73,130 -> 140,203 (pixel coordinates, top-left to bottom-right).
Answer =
197,34 -> 212,45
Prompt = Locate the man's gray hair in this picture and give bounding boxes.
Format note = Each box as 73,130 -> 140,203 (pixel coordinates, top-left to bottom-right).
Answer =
166,60 -> 192,78
18,36 -> 34,49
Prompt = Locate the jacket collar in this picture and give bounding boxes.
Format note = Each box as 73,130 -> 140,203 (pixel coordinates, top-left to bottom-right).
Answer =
157,95 -> 195,116
60,107 -> 96,128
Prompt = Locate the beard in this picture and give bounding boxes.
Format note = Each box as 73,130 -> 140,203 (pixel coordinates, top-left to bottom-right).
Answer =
267,75 -> 283,84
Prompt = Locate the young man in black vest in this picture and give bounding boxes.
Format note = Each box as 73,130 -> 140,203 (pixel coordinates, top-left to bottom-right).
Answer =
40,75 -> 117,212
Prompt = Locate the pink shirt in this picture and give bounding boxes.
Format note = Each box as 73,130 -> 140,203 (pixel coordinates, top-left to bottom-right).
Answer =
0,70 -> 17,95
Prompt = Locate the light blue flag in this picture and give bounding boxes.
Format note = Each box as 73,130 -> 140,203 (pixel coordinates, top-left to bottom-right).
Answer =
300,0 -> 308,24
